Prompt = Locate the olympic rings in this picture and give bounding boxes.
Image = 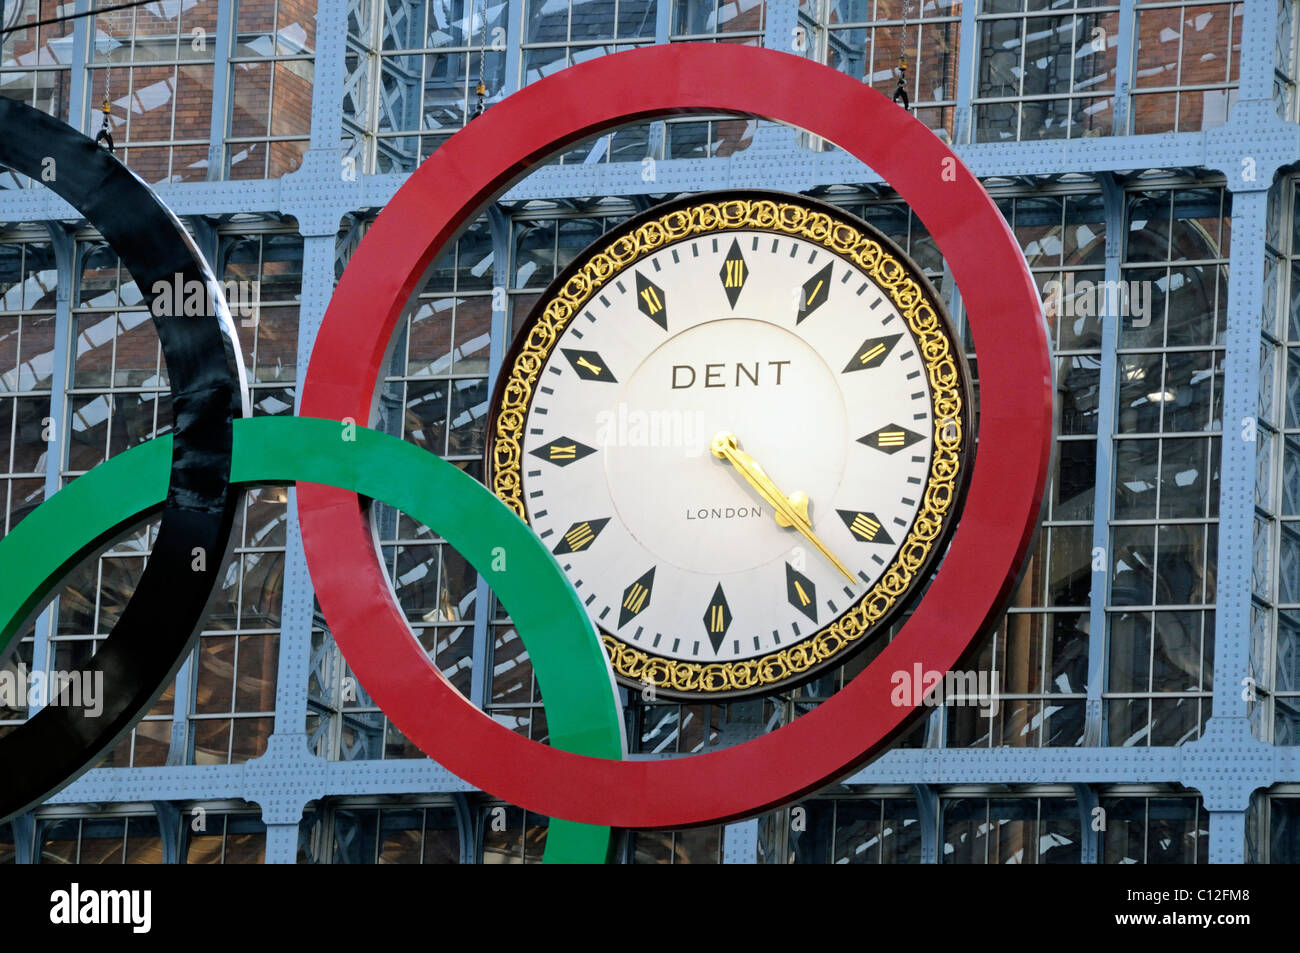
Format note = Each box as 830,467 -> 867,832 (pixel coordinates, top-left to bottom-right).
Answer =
0,98 -> 246,820
0,43 -> 1051,848
298,43 -> 1052,828
0,416 -> 623,864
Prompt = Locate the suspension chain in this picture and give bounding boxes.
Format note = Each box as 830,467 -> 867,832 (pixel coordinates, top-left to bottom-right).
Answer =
892,0 -> 914,111
472,0 -> 489,118
95,7 -> 115,152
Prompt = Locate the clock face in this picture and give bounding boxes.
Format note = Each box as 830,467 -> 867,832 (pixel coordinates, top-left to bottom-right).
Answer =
487,192 -> 972,700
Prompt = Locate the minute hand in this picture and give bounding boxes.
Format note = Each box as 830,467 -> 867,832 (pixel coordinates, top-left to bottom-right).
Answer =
710,431 -> 855,584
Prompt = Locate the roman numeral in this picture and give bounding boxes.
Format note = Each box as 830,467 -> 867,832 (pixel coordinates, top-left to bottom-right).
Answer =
625,583 -> 649,613
552,517 -> 611,555
798,262 -> 834,324
843,333 -> 902,372
851,513 -> 880,539
618,567 -> 655,628
858,423 -> 924,454
785,562 -> 818,623
561,348 -> 617,382
837,509 -> 895,545
702,583 -> 733,652
635,271 -> 667,330
719,239 -> 747,308
530,436 -> 597,467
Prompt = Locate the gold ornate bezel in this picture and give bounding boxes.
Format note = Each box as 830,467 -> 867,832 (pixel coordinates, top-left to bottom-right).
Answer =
485,190 -> 972,700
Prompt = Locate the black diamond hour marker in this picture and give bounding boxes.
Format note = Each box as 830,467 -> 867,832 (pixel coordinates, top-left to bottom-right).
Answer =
798,262 -> 834,324
619,567 -> 655,628
530,436 -> 597,467
837,509 -> 895,545
785,563 -> 818,624
859,423 -> 924,454
635,271 -> 667,330
703,583 -> 733,652
561,348 -> 617,382
843,333 -> 903,372
552,517 -> 610,555
719,239 -> 747,308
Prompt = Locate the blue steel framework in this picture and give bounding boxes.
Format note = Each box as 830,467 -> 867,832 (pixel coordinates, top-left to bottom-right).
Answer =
1,0 -> 1299,863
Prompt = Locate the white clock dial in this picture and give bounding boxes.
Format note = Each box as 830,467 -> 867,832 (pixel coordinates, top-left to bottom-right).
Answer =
490,194 -> 969,699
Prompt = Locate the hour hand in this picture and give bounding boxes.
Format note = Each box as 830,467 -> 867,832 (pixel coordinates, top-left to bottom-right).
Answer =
710,431 -> 855,583
709,432 -> 788,515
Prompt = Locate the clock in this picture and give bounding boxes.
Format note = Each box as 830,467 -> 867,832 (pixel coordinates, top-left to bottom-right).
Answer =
486,191 -> 973,700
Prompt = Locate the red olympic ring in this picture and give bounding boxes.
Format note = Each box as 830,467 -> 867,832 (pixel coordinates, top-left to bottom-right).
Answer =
298,43 -> 1052,829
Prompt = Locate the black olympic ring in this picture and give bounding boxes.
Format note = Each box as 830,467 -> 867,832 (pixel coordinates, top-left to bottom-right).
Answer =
0,98 -> 246,818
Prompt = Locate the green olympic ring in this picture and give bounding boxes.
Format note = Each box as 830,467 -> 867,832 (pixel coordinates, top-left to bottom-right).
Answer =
0,416 -> 625,864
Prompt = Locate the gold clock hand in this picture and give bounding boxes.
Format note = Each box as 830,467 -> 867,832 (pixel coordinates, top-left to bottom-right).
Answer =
710,431 -> 856,584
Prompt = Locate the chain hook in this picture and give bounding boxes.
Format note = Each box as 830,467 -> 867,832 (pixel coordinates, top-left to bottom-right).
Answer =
892,0 -> 913,111
94,94 -> 114,153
